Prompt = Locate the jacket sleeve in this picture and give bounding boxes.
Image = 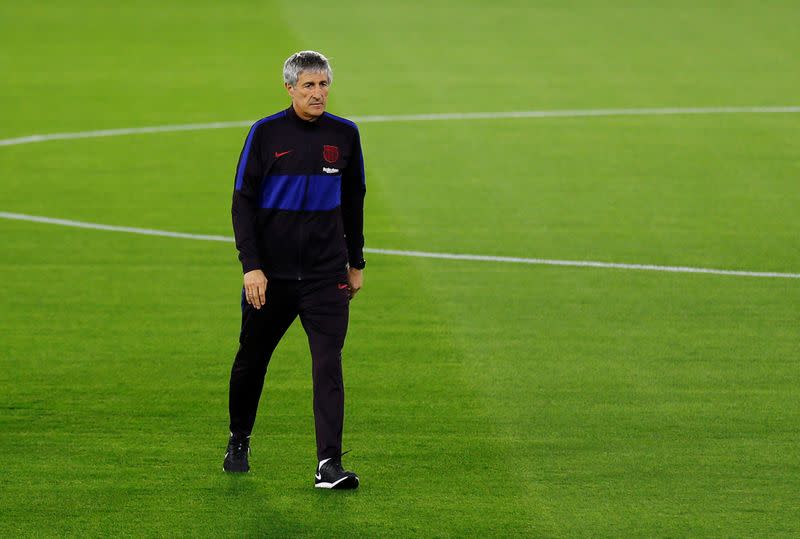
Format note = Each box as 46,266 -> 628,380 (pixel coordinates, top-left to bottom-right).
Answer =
231,123 -> 264,274
341,126 -> 366,267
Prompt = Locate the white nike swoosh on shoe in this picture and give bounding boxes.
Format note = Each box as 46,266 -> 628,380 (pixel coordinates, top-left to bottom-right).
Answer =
314,475 -> 358,489
315,472 -> 322,481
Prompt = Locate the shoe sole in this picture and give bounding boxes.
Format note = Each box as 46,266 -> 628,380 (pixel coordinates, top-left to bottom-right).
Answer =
315,475 -> 359,489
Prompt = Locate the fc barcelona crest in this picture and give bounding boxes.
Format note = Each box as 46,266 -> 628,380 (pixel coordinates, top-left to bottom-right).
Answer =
323,145 -> 339,163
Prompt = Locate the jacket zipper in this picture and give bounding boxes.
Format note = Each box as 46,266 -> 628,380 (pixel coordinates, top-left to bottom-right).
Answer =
298,175 -> 310,280
298,135 -> 314,280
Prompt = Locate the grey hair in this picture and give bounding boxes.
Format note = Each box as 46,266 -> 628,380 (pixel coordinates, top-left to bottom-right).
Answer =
283,50 -> 333,86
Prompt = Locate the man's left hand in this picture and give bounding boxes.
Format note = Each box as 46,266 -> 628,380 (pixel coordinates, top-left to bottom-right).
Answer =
347,268 -> 363,299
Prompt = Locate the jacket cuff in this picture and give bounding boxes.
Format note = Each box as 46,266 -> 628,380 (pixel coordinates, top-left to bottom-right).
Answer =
348,253 -> 366,270
241,257 -> 262,274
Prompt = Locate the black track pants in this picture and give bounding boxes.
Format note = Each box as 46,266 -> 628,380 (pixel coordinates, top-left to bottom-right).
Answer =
228,276 -> 350,461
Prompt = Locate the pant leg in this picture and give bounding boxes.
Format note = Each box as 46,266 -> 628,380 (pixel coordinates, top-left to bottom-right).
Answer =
229,280 -> 298,437
298,277 -> 350,461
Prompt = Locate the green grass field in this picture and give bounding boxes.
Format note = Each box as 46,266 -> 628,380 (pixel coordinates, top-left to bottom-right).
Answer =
2,1 -> 799,536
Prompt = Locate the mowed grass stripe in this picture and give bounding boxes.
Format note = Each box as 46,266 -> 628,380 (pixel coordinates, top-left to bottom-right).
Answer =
410,258 -> 799,535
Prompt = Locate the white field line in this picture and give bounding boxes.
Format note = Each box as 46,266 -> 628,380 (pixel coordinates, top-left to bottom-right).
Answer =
1,106 -> 799,147
0,121 -> 253,147
2,211 -> 798,280
0,212 -> 233,242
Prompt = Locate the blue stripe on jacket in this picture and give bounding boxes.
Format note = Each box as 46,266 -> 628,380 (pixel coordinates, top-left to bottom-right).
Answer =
260,175 -> 342,211
323,111 -> 358,129
234,111 -> 286,191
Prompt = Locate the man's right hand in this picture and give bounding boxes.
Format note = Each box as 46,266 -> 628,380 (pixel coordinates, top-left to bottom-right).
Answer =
243,269 -> 268,309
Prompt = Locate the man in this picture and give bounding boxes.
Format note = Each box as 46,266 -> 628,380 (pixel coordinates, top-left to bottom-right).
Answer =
224,51 -> 366,490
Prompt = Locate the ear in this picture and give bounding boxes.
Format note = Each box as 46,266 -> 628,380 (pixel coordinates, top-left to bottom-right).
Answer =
285,82 -> 294,97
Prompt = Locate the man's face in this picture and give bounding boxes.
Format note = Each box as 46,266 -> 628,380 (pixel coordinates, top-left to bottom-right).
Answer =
286,71 -> 330,121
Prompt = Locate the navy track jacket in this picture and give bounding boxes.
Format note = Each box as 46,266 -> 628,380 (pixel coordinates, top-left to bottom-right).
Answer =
232,105 -> 366,280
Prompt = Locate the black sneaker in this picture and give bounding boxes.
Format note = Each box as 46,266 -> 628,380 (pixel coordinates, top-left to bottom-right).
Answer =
223,434 -> 250,473
314,457 -> 359,489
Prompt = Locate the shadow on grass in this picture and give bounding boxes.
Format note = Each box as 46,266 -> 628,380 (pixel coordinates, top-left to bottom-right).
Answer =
208,471 -> 366,536
204,472 -> 328,537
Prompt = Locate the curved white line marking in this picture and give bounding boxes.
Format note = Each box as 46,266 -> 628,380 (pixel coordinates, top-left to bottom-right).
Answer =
1,211 -> 797,279
1,106 -> 799,147
0,212 -> 233,242
0,121 -> 252,147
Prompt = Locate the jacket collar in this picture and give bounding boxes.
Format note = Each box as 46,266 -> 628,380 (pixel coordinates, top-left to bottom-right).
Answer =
286,104 -> 323,128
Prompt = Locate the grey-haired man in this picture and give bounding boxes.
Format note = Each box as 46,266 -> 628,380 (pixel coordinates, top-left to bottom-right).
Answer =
224,51 -> 365,490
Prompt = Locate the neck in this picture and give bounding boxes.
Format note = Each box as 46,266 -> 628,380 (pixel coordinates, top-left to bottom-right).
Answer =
292,102 -> 319,122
